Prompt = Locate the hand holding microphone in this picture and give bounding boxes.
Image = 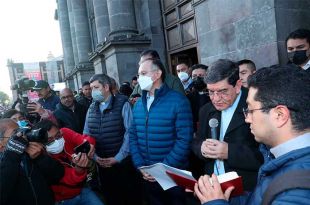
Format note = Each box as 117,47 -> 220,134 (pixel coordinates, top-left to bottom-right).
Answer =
201,118 -> 218,157
201,118 -> 228,159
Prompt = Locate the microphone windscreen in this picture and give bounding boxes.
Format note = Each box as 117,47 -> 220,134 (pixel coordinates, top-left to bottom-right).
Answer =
209,118 -> 219,128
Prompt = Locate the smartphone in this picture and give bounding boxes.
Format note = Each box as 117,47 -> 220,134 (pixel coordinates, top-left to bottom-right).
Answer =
74,141 -> 91,154
27,102 -> 36,112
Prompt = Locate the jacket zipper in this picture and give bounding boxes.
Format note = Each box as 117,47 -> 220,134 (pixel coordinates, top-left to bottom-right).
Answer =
26,162 -> 38,205
145,113 -> 149,162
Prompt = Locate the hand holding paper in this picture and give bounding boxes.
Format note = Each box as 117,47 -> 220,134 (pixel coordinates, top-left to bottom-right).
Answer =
139,163 -> 243,198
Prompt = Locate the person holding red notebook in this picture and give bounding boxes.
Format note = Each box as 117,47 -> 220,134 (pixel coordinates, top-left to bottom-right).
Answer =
194,65 -> 310,205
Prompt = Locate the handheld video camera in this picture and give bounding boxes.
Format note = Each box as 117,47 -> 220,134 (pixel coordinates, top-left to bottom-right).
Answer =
17,127 -> 48,144
10,77 -> 40,123
11,77 -> 35,92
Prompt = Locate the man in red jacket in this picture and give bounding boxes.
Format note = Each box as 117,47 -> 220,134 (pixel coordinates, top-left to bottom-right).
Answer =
34,120 -> 104,205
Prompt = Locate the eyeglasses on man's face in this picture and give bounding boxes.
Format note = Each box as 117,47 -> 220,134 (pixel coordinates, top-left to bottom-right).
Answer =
60,95 -> 74,101
242,107 -> 268,118
243,106 -> 298,118
0,136 -> 10,143
208,89 -> 230,98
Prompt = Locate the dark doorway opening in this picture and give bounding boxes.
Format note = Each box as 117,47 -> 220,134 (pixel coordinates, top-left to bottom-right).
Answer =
170,47 -> 198,74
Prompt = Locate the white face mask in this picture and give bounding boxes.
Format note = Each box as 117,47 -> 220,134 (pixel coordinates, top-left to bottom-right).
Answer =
138,75 -> 153,91
46,137 -> 65,154
178,72 -> 189,82
91,89 -> 105,102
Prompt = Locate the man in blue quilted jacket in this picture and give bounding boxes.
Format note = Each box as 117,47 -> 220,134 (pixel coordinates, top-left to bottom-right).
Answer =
194,65 -> 310,205
129,59 -> 193,205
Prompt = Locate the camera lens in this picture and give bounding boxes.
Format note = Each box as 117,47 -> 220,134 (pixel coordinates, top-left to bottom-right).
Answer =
24,128 -> 48,144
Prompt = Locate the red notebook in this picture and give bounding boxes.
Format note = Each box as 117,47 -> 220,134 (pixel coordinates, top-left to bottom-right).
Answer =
166,171 -> 244,197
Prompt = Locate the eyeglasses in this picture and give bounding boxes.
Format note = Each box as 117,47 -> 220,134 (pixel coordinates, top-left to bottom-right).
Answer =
243,106 -> 298,118
46,132 -> 63,146
0,137 -> 11,142
60,95 -> 74,100
208,89 -> 230,98
242,107 -> 268,118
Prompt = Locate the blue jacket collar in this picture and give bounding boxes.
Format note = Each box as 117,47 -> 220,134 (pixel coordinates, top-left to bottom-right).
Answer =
141,83 -> 170,106
260,146 -> 310,175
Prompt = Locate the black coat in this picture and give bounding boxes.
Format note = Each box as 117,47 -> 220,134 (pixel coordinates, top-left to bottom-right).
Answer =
0,151 -> 64,205
192,88 -> 263,191
76,95 -> 92,109
54,101 -> 88,134
187,91 -> 210,132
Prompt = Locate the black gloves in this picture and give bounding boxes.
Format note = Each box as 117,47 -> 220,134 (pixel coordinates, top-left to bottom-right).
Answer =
6,134 -> 29,155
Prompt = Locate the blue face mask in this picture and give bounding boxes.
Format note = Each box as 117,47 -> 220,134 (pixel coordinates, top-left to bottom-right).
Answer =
92,89 -> 105,102
17,120 -> 28,128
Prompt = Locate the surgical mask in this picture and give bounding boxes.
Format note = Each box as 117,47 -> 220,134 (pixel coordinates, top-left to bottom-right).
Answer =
46,137 -> 65,154
92,89 -> 105,102
178,72 -> 189,82
138,75 -> 153,91
17,120 -> 28,128
192,77 -> 206,92
287,50 -> 309,65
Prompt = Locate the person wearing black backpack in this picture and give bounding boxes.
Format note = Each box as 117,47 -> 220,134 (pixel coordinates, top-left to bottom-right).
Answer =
194,64 -> 310,205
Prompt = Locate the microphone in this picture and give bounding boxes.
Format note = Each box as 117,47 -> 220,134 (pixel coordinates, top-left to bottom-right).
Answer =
209,118 -> 219,140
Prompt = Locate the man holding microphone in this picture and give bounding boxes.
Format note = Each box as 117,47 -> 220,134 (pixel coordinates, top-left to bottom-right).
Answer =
192,59 -> 263,191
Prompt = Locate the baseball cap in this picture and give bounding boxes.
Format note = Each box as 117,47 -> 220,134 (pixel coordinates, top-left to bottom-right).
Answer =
32,80 -> 49,90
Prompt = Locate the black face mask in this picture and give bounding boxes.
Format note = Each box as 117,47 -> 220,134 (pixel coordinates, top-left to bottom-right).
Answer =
287,50 -> 309,65
192,77 -> 206,92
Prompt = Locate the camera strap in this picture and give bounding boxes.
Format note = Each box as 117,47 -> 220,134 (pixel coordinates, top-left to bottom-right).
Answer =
21,155 -> 33,177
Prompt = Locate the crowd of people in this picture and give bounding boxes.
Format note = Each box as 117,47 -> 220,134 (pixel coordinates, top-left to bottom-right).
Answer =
0,28 -> 309,205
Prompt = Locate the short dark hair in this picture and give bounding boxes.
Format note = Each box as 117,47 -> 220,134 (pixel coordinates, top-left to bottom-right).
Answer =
191,64 -> 208,71
131,76 -> 137,81
176,62 -> 189,67
119,83 -> 133,97
2,109 -> 23,119
285,28 -> 310,46
82,81 -> 90,87
205,59 -> 239,86
150,59 -> 166,81
248,64 -> 310,132
238,59 -> 256,72
109,77 -> 118,90
33,119 -> 58,132
140,49 -> 160,59
89,74 -> 112,89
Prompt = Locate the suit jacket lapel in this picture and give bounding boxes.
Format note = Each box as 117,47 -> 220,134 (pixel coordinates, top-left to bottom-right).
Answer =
225,89 -> 248,135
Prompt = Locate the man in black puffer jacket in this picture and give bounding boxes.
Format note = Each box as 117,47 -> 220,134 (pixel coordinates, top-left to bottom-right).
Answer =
0,119 -> 64,205
54,88 -> 88,134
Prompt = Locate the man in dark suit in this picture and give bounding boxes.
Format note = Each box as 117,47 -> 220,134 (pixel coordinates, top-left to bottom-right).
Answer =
192,59 -> 263,191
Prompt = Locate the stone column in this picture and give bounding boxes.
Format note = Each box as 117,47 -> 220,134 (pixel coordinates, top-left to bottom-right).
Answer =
107,0 -> 137,37
57,0 -> 75,75
67,0 -> 79,65
72,0 -> 92,64
93,0 -> 110,43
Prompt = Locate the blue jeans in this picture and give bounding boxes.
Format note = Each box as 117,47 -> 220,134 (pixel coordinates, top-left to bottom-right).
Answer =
56,187 -> 104,205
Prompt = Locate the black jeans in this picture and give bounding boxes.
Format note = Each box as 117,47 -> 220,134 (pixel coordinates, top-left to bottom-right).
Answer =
143,180 -> 187,205
98,157 -> 143,205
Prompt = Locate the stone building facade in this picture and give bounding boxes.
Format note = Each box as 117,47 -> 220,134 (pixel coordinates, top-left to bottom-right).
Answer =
56,0 -> 310,90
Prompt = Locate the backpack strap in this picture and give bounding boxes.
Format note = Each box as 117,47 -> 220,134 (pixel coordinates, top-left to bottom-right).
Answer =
262,170 -> 310,205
